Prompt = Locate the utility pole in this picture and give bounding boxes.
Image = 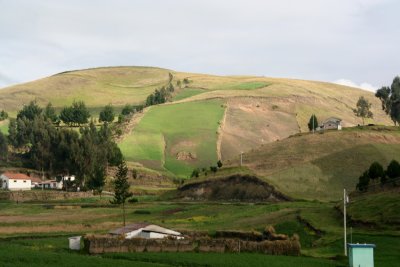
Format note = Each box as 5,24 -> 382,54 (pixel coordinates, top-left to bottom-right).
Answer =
344,188 -> 347,256
240,152 -> 243,167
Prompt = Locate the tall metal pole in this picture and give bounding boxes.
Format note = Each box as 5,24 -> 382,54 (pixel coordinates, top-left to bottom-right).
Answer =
344,188 -> 347,256
240,152 -> 243,166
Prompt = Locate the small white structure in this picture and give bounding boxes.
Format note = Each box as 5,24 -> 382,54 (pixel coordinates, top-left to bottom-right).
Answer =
36,180 -> 58,189
68,236 -> 81,250
55,175 -> 76,189
110,223 -> 184,240
0,172 -> 31,191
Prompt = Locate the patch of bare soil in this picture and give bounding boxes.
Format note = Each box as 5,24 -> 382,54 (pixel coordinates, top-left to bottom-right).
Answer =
177,175 -> 290,202
220,97 -> 299,160
115,108 -> 149,142
176,151 -> 197,161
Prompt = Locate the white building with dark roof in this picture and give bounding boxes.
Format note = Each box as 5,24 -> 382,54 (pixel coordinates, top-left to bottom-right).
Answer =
110,223 -> 184,239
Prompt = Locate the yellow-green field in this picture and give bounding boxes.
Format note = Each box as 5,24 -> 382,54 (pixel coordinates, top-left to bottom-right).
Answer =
0,120 -> 8,134
119,99 -> 225,177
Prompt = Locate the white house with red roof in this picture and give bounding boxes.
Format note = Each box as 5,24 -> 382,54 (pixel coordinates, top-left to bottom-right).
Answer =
0,172 -> 32,191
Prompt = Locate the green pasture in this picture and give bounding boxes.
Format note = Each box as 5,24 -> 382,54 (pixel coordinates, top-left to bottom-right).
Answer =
0,237 -> 342,267
214,81 -> 270,90
0,188 -> 399,267
172,88 -> 206,101
119,99 -> 225,177
0,120 -> 8,134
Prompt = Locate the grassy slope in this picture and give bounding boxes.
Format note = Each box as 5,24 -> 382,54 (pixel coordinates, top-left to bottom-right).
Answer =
0,66 -> 171,113
212,127 -> 400,201
119,99 -> 225,177
1,66 -> 396,180
0,120 -> 8,134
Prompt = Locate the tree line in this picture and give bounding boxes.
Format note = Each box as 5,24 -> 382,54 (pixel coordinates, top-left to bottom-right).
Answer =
3,101 -> 123,193
356,160 -> 400,191
375,76 -> 400,125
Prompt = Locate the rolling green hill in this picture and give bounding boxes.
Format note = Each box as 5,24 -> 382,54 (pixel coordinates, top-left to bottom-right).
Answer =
223,127 -> 400,201
0,66 -> 396,182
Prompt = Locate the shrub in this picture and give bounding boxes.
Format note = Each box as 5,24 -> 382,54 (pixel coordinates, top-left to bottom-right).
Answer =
133,209 -> 151,214
128,197 -> 138,203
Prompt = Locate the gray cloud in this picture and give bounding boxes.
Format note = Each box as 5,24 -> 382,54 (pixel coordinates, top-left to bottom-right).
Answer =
0,0 -> 399,88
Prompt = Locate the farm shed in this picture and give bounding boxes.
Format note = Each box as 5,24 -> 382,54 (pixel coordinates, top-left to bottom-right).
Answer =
321,117 -> 342,130
348,243 -> 375,267
109,223 -> 184,239
0,172 -> 31,191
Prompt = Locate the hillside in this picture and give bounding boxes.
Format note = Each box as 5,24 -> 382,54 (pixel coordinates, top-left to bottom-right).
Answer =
0,66 -> 394,179
224,127 -> 400,201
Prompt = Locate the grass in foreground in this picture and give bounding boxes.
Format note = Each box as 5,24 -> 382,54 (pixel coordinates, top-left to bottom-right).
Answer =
0,237 -> 342,267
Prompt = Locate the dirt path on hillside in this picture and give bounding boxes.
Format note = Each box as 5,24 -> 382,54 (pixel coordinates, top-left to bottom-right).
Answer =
116,107 -> 150,142
216,104 -> 228,160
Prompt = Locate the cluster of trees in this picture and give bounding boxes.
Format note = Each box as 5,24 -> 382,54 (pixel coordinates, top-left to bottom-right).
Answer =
356,160 -> 400,191
0,110 -> 8,121
191,160 -> 223,178
375,76 -> 400,125
145,84 -> 175,106
6,101 -> 123,193
176,78 -> 190,88
59,101 -> 91,126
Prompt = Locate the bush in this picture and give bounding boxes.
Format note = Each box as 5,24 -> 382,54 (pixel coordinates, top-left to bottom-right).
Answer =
133,209 -> 151,214
128,197 -> 138,203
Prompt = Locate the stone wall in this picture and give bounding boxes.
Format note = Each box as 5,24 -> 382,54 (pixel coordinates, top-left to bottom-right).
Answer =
0,190 -> 93,202
84,235 -> 301,256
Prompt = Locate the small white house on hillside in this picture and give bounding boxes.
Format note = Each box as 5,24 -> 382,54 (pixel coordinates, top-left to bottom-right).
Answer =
0,172 -> 31,191
109,223 -> 184,239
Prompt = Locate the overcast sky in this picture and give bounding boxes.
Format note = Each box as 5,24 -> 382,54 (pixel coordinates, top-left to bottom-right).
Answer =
1,0 -> 399,91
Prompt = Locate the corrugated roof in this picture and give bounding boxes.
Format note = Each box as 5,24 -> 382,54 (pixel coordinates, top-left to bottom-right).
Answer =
109,223 -> 182,236
142,225 -> 182,236
1,172 -> 31,180
109,223 -> 150,235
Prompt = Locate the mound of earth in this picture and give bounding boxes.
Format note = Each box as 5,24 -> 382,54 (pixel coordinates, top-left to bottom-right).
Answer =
176,175 -> 290,202
176,151 -> 197,161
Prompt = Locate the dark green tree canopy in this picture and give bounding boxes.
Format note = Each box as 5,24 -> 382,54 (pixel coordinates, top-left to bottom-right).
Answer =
112,161 -> 133,205
307,114 -> 319,131
43,103 -> 59,124
0,132 -> 8,161
368,161 -> 384,180
0,110 -> 8,121
353,96 -> 373,125
60,101 -> 90,126
99,104 -> 115,123
375,76 -> 400,125
356,171 -> 370,192
121,104 -> 135,116
17,100 -> 42,120
386,160 -> 400,179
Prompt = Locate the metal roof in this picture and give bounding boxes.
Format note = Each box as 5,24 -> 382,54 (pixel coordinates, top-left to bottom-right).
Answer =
109,223 -> 182,236
347,243 -> 376,248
